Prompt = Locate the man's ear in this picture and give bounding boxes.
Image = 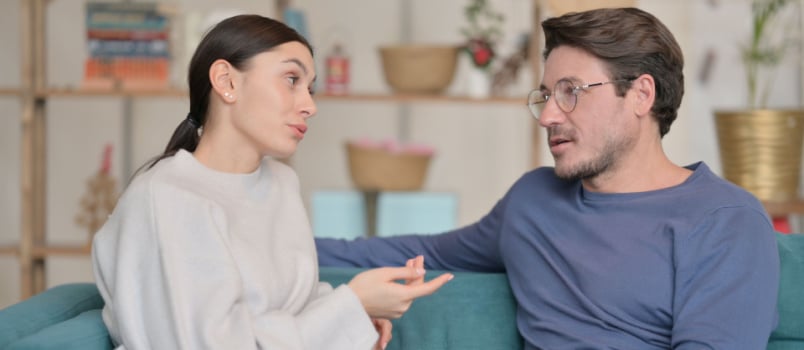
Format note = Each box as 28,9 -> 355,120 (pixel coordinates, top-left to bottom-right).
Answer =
209,59 -> 237,102
632,74 -> 656,118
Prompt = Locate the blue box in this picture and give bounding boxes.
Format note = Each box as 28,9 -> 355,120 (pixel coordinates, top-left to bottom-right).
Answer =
377,192 -> 457,236
311,191 -> 366,239
311,190 -> 458,238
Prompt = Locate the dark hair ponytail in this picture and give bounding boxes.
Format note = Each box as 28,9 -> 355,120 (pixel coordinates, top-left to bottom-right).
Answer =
140,14 -> 312,172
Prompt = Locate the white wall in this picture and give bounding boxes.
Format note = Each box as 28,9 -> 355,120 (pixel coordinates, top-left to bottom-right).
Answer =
2,0 -> 800,307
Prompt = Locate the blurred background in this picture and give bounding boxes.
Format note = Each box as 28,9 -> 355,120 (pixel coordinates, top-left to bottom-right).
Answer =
1,0 -> 803,307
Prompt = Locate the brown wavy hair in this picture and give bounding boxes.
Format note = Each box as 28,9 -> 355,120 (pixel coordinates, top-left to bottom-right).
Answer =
542,8 -> 684,137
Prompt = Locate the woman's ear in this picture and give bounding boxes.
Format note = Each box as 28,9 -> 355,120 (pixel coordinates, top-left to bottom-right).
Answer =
209,59 -> 237,103
632,74 -> 656,118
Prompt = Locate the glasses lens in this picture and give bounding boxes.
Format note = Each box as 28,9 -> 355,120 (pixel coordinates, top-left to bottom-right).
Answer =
555,80 -> 576,113
527,90 -> 546,119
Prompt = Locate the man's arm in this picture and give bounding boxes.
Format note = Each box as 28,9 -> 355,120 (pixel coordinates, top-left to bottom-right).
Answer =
316,191 -> 511,273
671,207 -> 779,349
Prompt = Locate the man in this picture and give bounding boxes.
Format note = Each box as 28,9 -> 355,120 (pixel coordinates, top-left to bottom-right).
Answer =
317,7 -> 779,349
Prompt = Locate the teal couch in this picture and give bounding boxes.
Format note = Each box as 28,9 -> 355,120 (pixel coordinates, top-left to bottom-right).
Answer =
1,233 -> 802,349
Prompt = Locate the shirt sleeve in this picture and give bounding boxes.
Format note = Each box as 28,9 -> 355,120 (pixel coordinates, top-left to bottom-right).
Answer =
92,182 -> 377,350
316,190 -> 511,273
671,206 -> 779,350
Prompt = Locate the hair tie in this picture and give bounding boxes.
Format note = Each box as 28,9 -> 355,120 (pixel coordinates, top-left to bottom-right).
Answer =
186,113 -> 200,129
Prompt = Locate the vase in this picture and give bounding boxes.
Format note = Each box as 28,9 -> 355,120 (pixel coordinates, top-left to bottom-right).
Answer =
466,67 -> 491,98
715,109 -> 804,202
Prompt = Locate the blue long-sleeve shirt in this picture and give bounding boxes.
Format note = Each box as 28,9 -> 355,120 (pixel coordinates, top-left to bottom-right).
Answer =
317,162 -> 779,349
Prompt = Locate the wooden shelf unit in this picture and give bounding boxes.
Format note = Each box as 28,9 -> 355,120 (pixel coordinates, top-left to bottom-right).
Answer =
763,200 -> 804,218
316,93 -> 526,105
12,0 -> 543,299
0,245 -> 18,256
31,245 -> 92,258
0,88 -> 23,96
38,87 -> 188,98
35,87 -> 528,105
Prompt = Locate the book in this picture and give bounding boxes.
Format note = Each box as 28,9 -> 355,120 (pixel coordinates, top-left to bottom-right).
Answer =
86,2 -> 170,31
83,58 -> 170,90
88,39 -> 169,58
82,2 -> 175,91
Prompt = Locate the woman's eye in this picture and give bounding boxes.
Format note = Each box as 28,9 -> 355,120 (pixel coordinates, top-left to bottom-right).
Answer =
287,76 -> 299,86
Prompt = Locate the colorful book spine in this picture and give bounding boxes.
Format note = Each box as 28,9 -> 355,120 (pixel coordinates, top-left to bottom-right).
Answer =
82,2 -> 174,90
87,40 -> 169,58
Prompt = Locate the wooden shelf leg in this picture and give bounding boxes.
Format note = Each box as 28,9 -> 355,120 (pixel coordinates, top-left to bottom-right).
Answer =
362,191 -> 379,237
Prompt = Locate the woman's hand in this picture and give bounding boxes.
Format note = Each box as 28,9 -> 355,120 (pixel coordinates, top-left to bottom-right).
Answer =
348,255 -> 453,319
372,318 -> 392,350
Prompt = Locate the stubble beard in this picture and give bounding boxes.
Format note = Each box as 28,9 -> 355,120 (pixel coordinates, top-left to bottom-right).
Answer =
553,133 -> 629,181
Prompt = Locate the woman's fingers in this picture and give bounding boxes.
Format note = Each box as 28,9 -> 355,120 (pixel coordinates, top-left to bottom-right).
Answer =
372,318 -> 392,350
348,256 -> 453,320
404,272 -> 454,298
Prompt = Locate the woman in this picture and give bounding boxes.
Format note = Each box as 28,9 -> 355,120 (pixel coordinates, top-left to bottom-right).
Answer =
91,14 -> 453,350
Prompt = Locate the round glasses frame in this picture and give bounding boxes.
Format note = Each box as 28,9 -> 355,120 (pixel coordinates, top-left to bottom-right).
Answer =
527,78 -> 635,120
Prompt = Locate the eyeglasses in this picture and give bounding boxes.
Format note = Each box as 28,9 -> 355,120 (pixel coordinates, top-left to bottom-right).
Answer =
527,78 -> 635,119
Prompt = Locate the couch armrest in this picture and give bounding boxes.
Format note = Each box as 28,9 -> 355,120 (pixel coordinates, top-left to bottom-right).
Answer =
319,267 -> 523,350
5,309 -> 113,350
0,283 -> 104,348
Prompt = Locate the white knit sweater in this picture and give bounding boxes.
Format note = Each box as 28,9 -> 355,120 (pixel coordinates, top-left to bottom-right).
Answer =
92,149 -> 376,349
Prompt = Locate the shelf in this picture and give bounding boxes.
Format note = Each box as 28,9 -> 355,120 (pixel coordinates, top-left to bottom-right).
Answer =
316,93 -> 526,105
0,88 -> 23,96
31,88 -> 527,105
37,87 -> 187,98
32,244 -> 92,258
0,244 -> 90,258
763,200 -> 804,217
0,245 -> 18,256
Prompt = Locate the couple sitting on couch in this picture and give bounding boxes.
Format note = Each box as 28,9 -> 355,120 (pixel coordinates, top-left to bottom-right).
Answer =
90,6 -> 778,350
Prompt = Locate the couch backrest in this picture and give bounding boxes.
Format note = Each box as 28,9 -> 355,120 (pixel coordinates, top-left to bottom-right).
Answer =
319,267 -> 524,350
768,232 -> 804,349
1,233 -> 802,349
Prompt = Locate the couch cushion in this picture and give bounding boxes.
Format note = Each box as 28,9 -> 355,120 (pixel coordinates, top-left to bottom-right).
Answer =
0,283 -> 104,348
319,267 -> 523,350
6,309 -> 113,350
768,233 -> 804,349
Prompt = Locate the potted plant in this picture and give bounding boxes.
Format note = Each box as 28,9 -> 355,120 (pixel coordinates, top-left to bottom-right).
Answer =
715,0 -> 804,202
460,0 -> 504,97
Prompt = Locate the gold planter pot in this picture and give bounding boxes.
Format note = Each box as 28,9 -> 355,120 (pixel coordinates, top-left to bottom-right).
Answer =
715,109 -> 804,201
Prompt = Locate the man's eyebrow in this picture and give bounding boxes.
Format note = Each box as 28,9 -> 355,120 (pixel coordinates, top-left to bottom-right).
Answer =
282,58 -> 308,75
540,76 -> 581,90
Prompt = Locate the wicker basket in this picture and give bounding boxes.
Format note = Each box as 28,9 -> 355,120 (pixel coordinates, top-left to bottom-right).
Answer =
379,45 -> 459,94
345,142 -> 432,191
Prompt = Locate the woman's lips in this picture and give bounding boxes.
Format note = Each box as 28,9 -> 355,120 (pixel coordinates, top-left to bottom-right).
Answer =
290,124 -> 307,139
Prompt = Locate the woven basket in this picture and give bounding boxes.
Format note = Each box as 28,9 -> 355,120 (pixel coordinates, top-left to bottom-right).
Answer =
345,142 -> 432,191
715,109 -> 804,201
379,45 -> 459,94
